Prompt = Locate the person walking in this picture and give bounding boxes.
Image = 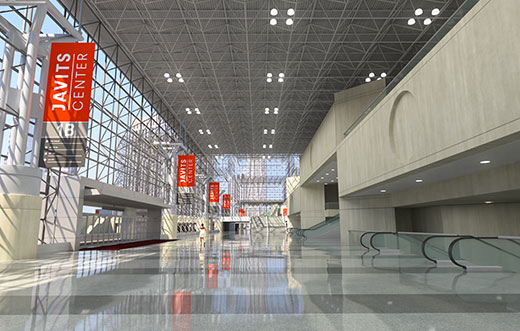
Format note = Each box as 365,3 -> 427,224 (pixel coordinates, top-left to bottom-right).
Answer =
199,222 -> 208,247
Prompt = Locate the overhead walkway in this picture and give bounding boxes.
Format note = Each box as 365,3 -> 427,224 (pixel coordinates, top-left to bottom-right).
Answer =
352,231 -> 520,273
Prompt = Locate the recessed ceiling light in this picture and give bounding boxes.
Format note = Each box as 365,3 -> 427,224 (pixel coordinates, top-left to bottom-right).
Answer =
164,73 -> 170,78
199,130 -> 204,134
381,72 -> 387,78
270,18 -> 277,26
279,73 -> 285,78
416,179 -> 423,183
271,129 -> 275,134
269,144 -> 273,149
286,18 -> 294,26
214,145 -> 219,149
287,8 -> 295,16
278,77 -> 284,83
267,73 -> 273,78
377,78 -> 382,81
185,108 -> 190,112
424,18 -> 432,25
480,160 -> 491,164
408,18 -> 416,25
206,129 -> 211,134
317,180 -> 320,183
274,107 -> 279,112
325,173 -> 329,176
415,8 -> 423,16
485,201 -> 493,204
167,78 -> 173,83
331,169 -> 335,171
380,189 -> 387,193
263,144 -> 267,149
176,73 -> 182,78
270,8 -> 278,16
320,177 -> 324,179
186,111 -> 192,115
264,129 -> 268,134
369,72 -> 375,78
365,78 -> 371,83
432,8 -> 440,16
178,78 -> 185,83
267,77 -> 272,83
208,144 -> 212,149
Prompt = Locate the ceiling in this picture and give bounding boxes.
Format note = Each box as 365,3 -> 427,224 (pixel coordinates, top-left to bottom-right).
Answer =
79,0 -> 467,154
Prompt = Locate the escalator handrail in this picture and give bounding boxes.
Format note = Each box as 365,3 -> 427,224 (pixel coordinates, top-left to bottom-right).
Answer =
421,234 -> 471,264
303,215 -> 340,233
448,236 -> 520,270
359,231 -> 378,249
369,232 -> 397,252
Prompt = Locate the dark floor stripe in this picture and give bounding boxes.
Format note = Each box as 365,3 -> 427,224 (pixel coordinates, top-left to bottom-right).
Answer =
0,294 -> 518,315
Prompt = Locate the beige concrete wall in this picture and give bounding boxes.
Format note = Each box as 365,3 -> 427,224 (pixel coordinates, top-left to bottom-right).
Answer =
0,194 -> 41,260
337,0 -> 520,196
161,213 -> 178,240
339,196 -> 396,246
300,81 -> 385,184
288,184 -> 326,229
403,204 -> 520,237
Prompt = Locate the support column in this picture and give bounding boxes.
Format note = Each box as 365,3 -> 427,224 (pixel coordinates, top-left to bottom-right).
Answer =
0,165 -> 42,260
161,208 -> 178,240
0,42 -> 14,151
339,195 -> 396,246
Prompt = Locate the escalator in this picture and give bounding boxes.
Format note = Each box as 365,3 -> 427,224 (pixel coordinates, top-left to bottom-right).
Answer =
288,215 -> 340,241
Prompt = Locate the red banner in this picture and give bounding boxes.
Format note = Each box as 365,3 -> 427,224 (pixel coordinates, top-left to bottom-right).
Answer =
43,42 -> 95,123
222,194 -> 231,210
239,208 -> 246,217
283,208 -> 288,216
209,182 -> 219,202
177,155 -> 196,187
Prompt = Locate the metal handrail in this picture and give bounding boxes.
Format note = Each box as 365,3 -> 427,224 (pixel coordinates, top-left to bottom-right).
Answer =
448,236 -> 520,270
421,234 -> 470,264
369,232 -> 397,252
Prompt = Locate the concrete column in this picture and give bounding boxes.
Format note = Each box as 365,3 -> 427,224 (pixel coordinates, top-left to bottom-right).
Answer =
161,209 -> 178,240
0,42 -> 15,151
339,195 -> 396,246
0,165 -> 42,260
147,208 -> 162,240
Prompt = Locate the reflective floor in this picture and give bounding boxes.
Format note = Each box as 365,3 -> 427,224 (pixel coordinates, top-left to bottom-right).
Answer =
0,229 -> 519,330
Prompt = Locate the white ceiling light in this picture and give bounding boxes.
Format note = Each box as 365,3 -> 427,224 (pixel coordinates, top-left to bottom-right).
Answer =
485,201 -> 494,204
279,73 -> 285,78
214,145 -> 219,149
176,73 -> 182,78
415,8 -> 423,16
415,179 -> 423,183
286,18 -> 294,26
380,189 -> 387,193
271,129 -> 275,134
432,8 -> 440,16
206,129 -> 211,134
267,77 -> 273,83
381,72 -> 387,78
270,8 -> 278,16
270,18 -> 277,26
263,144 -> 267,149
208,144 -> 212,149
178,78 -> 185,83
267,73 -> 273,78
164,73 -> 170,78
278,77 -> 284,83
369,72 -> 375,78
331,169 -> 335,171
408,18 -> 416,25
186,111 -> 192,114
365,78 -> 371,83
167,78 -> 173,83
199,130 -> 204,134
287,8 -> 295,16
264,129 -> 268,134
269,144 -> 273,149
480,160 -> 491,164
185,108 -> 190,112
424,18 -> 432,25
377,78 -> 382,81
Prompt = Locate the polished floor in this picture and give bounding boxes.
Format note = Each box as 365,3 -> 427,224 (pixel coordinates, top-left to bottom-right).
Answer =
0,229 -> 519,330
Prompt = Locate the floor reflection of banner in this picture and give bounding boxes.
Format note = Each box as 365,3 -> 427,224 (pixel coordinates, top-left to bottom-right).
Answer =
173,291 -> 191,330
207,264 -> 218,288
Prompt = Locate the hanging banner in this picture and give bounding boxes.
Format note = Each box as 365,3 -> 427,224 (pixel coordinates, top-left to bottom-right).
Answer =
283,208 -> 288,216
239,208 -> 246,217
39,42 -> 95,168
177,155 -> 196,204
208,182 -> 219,214
222,194 -> 231,216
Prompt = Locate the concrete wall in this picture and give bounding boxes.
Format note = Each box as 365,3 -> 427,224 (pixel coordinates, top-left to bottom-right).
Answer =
337,0 -> 520,197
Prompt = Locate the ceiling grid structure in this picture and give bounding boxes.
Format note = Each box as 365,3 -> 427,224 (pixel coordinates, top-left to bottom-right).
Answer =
67,0 -> 467,155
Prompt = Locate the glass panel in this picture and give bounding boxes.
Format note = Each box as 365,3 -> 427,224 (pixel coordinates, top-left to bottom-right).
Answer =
360,232 -> 374,249
397,233 -> 430,256
450,238 -> 520,272
424,236 -> 461,262
371,233 -> 398,251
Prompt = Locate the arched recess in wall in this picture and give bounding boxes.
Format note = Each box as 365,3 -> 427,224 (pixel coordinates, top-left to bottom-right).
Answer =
389,90 -> 420,163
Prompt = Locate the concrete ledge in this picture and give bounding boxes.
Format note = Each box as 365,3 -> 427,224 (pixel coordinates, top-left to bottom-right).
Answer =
37,242 -> 72,257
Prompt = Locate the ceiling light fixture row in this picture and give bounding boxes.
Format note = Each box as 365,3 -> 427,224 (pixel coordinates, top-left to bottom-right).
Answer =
263,129 -> 275,135
408,7 -> 440,26
185,107 -> 200,115
164,72 -> 185,83
267,72 -> 284,83
365,72 -> 387,83
262,144 -> 273,149
208,144 -> 219,149
199,129 -> 211,135
264,107 -> 279,115
270,7 -> 295,26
